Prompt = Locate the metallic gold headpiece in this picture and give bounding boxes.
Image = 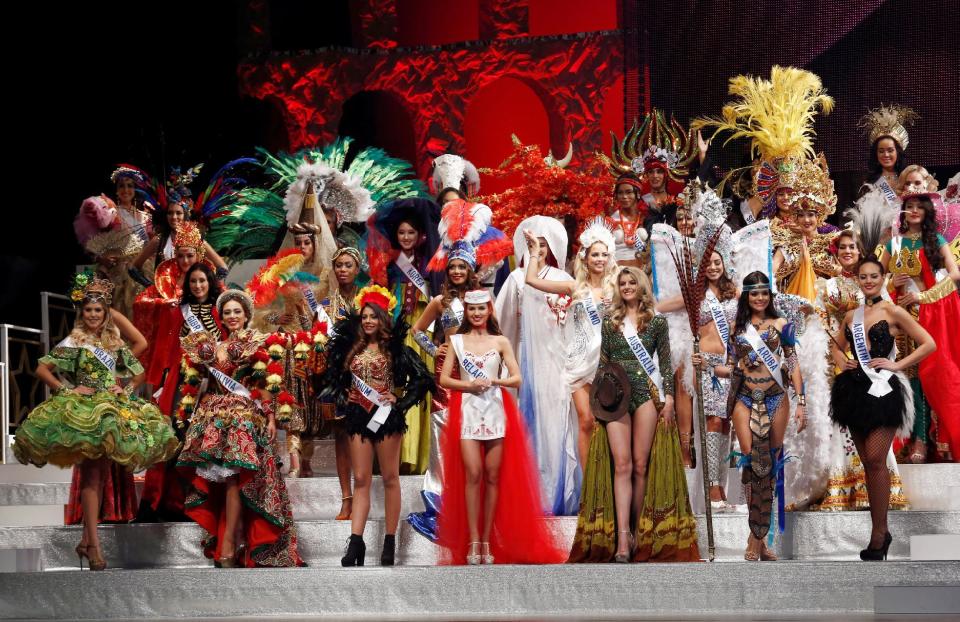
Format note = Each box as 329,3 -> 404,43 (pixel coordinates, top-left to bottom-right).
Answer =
859,104 -> 918,150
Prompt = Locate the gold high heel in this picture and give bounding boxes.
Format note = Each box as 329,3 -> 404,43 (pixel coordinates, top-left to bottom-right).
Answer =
466,542 -> 482,565
614,530 -> 631,563
87,546 -> 107,571
75,544 -> 88,570
480,542 -> 494,565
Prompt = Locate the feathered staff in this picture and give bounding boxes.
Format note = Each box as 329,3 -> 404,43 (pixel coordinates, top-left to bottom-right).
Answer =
668,226 -> 724,562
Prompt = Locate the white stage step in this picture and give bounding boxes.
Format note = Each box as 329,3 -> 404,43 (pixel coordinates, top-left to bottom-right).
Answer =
0,560 -> 956,620
911,534 -> 960,560
1,509 -> 958,570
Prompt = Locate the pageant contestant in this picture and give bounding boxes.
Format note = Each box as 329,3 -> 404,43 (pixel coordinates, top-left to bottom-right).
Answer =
320,247 -> 363,519
408,200 -> 512,540
817,230 -> 907,511
880,191 -> 960,462
497,216 -> 580,516
436,290 -> 566,565
607,174 -> 646,269
727,271 -> 806,561
14,273 -> 178,570
830,257 -> 934,559
570,267 -> 698,563
176,290 -> 303,568
657,224 -> 739,512
136,262 -> 223,522
521,218 -> 617,465
322,285 -> 433,566
366,197 -> 443,474
133,222 -> 218,399
859,104 -> 917,197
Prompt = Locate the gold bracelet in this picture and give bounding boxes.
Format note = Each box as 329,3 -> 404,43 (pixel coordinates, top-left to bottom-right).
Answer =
797,395 -> 806,407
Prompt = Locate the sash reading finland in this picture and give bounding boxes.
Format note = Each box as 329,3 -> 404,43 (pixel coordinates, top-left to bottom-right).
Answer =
352,375 -> 394,433
582,294 -> 602,334
851,305 -> 895,397
621,320 -> 664,395
743,324 -> 784,388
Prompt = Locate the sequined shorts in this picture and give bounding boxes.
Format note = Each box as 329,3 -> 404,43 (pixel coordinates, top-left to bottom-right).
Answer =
699,352 -> 730,420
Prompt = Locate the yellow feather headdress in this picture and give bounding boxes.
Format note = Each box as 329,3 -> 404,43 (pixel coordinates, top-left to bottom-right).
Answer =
693,66 -> 834,205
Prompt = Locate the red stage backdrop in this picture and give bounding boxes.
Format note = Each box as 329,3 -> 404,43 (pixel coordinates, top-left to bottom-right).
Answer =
238,0 -> 625,195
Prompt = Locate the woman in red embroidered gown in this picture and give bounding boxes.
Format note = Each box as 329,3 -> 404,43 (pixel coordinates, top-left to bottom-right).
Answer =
176,290 -> 302,567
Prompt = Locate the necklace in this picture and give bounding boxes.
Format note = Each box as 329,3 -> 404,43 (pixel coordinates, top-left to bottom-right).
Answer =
865,295 -> 883,306
905,231 -> 922,241
614,210 -> 643,246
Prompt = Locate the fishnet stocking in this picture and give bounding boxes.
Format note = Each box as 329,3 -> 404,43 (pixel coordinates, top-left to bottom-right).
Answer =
851,426 -> 896,547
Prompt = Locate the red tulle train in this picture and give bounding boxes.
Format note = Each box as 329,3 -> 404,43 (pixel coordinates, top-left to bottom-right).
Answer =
437,388 -> 567,565
918,293 -> 960,462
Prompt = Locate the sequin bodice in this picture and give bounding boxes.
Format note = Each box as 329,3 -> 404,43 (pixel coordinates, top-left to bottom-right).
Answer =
698,295 -> 737,329
844,320 -> 895,359
348,347 -> 392,409
733,326 -> 782,361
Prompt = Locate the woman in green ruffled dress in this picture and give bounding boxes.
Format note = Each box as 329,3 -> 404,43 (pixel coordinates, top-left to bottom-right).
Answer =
14,272 -> 179,570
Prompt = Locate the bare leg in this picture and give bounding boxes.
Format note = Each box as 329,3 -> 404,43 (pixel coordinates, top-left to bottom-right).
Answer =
460,439 -> 483,543
222,476 -> 241,559
374,434 -> 403,535
571,385 -> 595,467
335,428 -> 353,518
287,432 -> 301,476
349,436 -> 375,536
481,439 -> 504,543
851,426 -> 897,548
630,401 -> 659,521
79,458 -> 105,554
606,416 -> 633,558
675,365 -> 694,467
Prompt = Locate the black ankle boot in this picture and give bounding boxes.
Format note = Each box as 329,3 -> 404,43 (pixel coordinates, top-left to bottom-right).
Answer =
341,534 -> 366,567
380,534 -> 396,566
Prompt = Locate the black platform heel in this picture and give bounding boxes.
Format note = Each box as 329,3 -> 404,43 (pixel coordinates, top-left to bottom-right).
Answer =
380,534 -> 396,566
860,532 -> 892,561
341,534 -> 366,567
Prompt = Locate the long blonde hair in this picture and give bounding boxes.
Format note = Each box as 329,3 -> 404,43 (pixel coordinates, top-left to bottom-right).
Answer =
71,302 -> 124,351
608,266 -> 655,333
572,241 -> 617,303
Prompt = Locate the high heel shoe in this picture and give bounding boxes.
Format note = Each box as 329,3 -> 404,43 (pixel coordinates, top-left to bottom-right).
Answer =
87,546 -> 107,571
480,542 -> 494,565
466,541 -> 482,565
341,534 -> 366,567
75,544 -> 88,570
335,496 -> 353,521
380,534 -> 396,566
860,532 -> 892,561
614,530 -> 631,563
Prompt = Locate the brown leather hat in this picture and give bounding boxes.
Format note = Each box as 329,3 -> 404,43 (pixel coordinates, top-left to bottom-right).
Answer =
590,361 -> 631,422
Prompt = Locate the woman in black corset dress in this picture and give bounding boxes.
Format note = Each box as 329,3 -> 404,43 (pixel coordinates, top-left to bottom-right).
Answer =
830,257 -> 935,560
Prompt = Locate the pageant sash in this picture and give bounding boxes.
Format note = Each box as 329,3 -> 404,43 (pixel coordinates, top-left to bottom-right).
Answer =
162,235 -> 175,261
706,292 -> 731,345
582,294 -> 603,334
450,298 -> 464,324
209,367 -> 252,399
352,374 -> 393,433
851,305 -> 894,397
622,321 -> 664,395
395,252 -> 430,298
743,324 -> 785,388
876,176 -> 899,206
301,285 -> 333,333
61,336 -> 117,373
180,304 -> 205,334
740,199 -> 756,225
451,335 -> 492,383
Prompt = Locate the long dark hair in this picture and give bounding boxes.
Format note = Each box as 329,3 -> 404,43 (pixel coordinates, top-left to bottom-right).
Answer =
441,260 -> 479,309
180,263 -> 223,305
899,196 -> 944,272
346,303 -> 394,367
456,301 -> 503,336
733,271 -> 780,335
868,136 -> 907,180
435,187 -> 465,204
153,200 -> 190,237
